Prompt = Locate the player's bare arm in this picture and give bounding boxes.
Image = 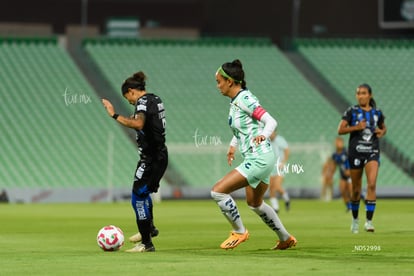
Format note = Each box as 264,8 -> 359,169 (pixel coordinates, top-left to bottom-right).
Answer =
102,98 -> 145,130
375,122 -> 387,138
337,119 -> 366,135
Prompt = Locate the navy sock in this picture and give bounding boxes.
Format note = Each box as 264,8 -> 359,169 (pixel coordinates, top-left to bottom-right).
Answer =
131,192 -> 154,246
351,200 -> 360,219
137,219 -> 152,246
365,200 -> 376,221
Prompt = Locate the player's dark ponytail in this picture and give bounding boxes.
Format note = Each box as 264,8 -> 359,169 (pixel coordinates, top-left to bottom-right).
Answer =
221,59 -> 247,89
121,71 -> 147,95
358,83 -> 376,109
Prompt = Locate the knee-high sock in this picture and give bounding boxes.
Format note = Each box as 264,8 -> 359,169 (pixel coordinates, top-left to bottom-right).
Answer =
365,200 -> 376,221
211,191 -> 246,234
249,202 -> 290,241
351,200 -> 360,220
131,193 -> 153,245
282,192 -> 290,202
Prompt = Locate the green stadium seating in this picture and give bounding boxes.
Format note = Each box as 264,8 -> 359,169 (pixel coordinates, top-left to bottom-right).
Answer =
0,38 -> 137,190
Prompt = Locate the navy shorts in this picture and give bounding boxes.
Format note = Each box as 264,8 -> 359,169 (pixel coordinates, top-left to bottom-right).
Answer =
348,152 -> 380,169
133,148 -> 168,196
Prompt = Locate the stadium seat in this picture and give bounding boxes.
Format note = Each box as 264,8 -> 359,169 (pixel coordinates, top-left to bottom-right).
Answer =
0,38 -> 137,190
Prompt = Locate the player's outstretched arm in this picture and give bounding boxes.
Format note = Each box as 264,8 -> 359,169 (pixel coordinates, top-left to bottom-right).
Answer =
102,98 -> 144,130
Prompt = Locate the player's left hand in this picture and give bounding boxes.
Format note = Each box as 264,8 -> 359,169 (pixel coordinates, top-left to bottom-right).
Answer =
253,135 -> 266,146
374,127 -> 386,138
102,98 -> 115,117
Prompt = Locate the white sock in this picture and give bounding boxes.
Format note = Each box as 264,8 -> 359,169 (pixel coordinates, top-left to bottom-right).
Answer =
270,197 -> 279,211
211,191 -> 246,234
282,192 -> 290,202
249,202 -> 290,241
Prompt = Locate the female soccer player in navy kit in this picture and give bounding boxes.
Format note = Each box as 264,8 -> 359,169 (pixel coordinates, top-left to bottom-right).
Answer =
338,84 -> 386,233
331,136 -> 352,211
211,59 -> 296,250
102,71 -> 167,252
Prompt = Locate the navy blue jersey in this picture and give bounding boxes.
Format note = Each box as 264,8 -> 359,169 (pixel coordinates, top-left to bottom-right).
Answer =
134,93 -> 166,158
332,149 -> 350,179
341,105 -> 385,156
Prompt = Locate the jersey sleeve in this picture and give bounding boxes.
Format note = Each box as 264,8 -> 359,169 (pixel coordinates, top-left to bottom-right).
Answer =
135,97 -> 148,114
238,93 -> 266,120
377,109 -> 385,126
341,106 -> 353,124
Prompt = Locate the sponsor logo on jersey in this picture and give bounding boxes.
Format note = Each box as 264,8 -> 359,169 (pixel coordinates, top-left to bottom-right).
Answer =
136,104 -> 147,112
356,144 -> 372,152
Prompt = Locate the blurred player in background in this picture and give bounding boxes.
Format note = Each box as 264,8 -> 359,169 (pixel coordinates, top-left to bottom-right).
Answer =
338,83 -> 386,233
268,131 -> 291,213
211,59 -> 296,250
321,156 -> 334,202
321,137 -> 352,211
102,71 -> 168,252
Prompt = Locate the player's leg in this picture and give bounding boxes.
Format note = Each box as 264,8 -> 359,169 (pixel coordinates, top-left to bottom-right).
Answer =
246,183 -> 296,250
321,176 -> 333,201
269,175 -> 280,212
126,190 -> 155,252
276,175 -> 290,211
339,178 -> 351,211
211,169 -> 249,249
350,168 -> 363,233
128,152 -> 167,244
147,151 -> 168,236
363,160 -> 379,232
126,155 -> 167,253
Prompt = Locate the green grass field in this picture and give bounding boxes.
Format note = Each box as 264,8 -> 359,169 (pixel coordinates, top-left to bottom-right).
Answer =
1,199 -> 413,275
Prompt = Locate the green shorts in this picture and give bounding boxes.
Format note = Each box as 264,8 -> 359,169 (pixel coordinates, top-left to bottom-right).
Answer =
236,151 -> 276,188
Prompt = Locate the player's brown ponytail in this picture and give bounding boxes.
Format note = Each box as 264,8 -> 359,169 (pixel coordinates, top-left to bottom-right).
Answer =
121,71 -> 147,94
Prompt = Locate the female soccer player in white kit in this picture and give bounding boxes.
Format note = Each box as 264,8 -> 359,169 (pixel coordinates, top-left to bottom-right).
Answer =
211,59 -> 297,250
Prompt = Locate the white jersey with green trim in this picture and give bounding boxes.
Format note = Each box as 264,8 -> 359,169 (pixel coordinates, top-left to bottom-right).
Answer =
228,89 -> 273,158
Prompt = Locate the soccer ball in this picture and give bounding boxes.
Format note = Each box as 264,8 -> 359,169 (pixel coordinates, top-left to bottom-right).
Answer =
97,225 -> 125,251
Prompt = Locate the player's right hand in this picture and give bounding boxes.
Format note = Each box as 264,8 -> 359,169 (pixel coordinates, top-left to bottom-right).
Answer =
357,119 -> 366,130
102,98 -> 115,117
